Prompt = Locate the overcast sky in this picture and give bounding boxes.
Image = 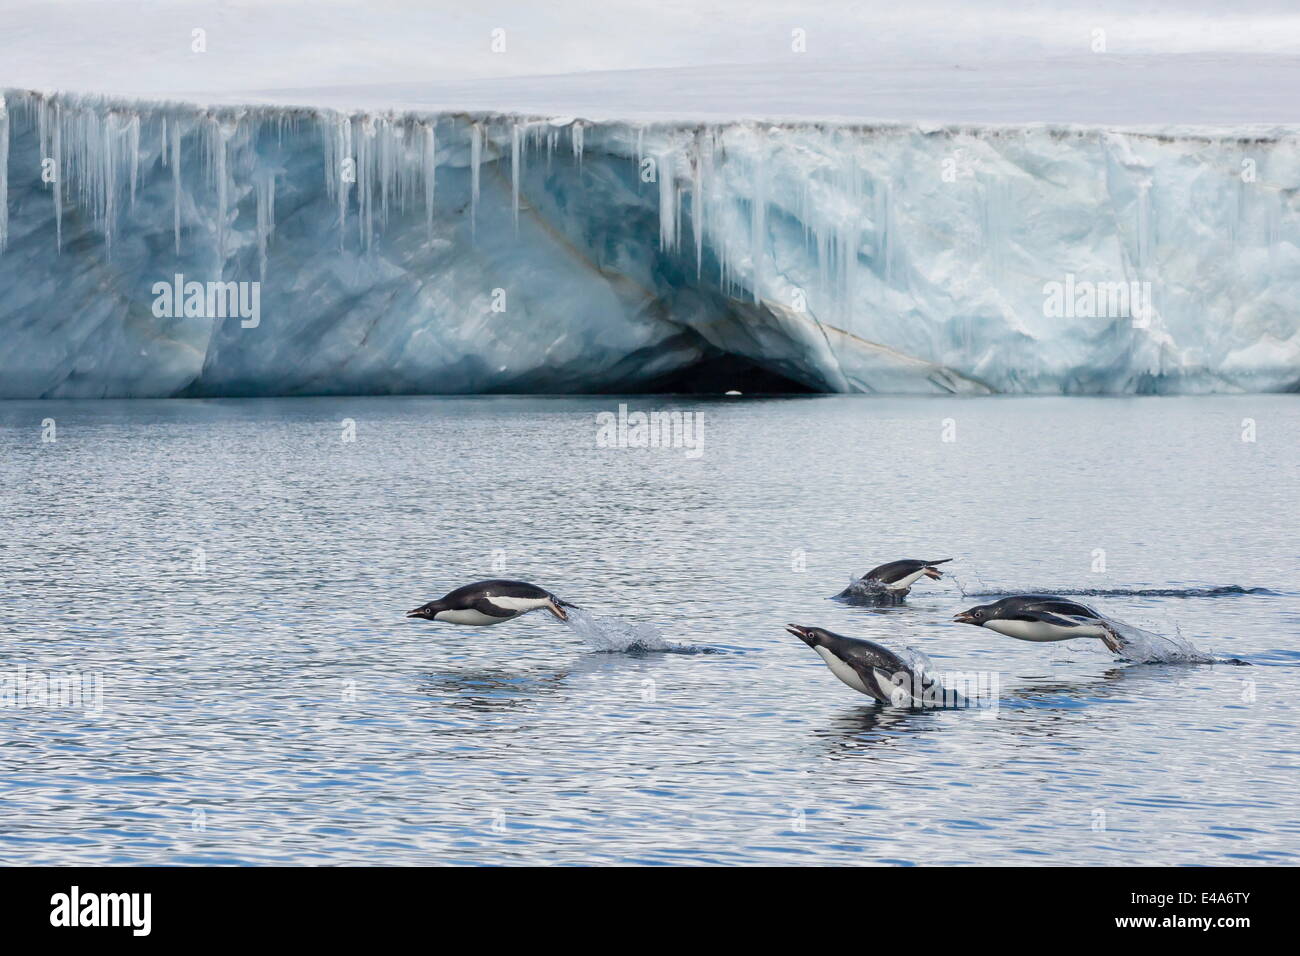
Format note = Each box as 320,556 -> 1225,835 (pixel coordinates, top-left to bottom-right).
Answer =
3,1 -> 1298,96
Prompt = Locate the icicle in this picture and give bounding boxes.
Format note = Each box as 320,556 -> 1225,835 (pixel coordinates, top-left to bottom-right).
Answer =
256,172 -> 275,280
171,121 -> 182,255
470,122 -> 482,238
52,105 -> 62,252
692,132 -> 706,278
160,116 -> 168,167
0,94 -> 7,254
357,115 -> 374,250
572,121 -> 584,165
37,95 -> 48,164
320,114 -> 336,201
212,118 -> 228,264
674,181 -> 682,251
750,128 -> 767,303
423,122 -> 436,241
103,115 -> 116,258
378,119 -> 393,229
511,122 -> 522,234
657,149 -> 675,251
126,113 -> 140,210
335,116 -> 353,251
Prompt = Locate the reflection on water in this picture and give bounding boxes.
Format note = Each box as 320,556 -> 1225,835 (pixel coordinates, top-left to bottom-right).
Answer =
814,704 -> 946,746
0,394 -> 1296,865
414,667 -> 574,713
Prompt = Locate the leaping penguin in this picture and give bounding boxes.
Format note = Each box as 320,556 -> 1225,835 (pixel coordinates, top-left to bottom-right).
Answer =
837,558 -> 953,602
861,558 -> 953,593
785,625 -> 948,706
953,595 -> 1124,653
406,580 -> 572,626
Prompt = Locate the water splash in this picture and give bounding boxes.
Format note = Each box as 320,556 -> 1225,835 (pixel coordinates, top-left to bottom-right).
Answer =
833,577 -> 908,605
897,645 -> 935,676
891,646 -> 974,708
562,606 -> 715,654
1102,616 -> 1221,665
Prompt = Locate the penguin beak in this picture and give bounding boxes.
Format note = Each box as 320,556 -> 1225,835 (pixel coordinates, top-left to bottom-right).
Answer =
547,598 -> 569,621
952,612 -> 978,625
785,624 -> 815,645
406,605 -> 434,620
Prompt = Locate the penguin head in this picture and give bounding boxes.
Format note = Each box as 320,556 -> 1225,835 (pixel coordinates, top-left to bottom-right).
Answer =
952,604 -> 993,627
405,600 -> 446,621
785,624 -> 834,647
546,595 -> 570,621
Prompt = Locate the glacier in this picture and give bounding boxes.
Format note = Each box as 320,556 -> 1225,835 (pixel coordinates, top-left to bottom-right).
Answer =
1,86 -> 1298,397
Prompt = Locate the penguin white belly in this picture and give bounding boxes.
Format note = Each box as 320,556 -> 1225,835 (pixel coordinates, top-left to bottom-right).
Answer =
435,608 -> 516,626
885,569 -> 927,591
813,646 -> 870,694
987,619 -> 1106,642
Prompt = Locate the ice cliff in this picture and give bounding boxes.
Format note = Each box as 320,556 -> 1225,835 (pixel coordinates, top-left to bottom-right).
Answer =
1,88 -> 1297,397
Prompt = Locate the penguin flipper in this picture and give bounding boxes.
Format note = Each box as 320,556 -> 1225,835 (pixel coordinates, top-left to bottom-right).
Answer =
472,596 -> 520,619
835,655 -> 905,704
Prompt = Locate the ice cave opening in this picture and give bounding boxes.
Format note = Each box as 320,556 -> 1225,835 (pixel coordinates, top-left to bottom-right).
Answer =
637,349 -> 819,395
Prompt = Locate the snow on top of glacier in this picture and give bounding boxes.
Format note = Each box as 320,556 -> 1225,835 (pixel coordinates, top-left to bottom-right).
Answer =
212,56 -> 1300,129
3,0 -> 1300,126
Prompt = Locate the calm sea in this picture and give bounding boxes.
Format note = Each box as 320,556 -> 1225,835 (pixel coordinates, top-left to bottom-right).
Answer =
1,395 -> 1296,864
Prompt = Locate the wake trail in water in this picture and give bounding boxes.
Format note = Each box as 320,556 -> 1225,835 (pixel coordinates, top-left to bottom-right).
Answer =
562,607 -> 717,654
962,585 -> 1276,598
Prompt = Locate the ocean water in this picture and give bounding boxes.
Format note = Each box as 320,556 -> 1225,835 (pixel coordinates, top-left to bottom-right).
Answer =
0,394 -> 1297,866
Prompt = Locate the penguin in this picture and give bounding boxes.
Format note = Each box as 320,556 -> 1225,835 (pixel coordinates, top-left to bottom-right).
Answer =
861,558 -> 953,593
837,558 -> 952,602
406,580 -> 572,626
952,594 -> 1124,653
785,624 -> 949,706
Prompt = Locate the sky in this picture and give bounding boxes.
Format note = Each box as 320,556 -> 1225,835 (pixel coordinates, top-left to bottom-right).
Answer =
1,1 -> 1297,125
2,1 -> 1299,97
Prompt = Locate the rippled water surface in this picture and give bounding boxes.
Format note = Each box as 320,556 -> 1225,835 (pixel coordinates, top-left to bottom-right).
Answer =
1,395 -> 1297,865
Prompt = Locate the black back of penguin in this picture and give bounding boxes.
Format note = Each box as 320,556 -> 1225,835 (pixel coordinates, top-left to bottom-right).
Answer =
440,579 -> 552,605
864,558 -> 952,584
